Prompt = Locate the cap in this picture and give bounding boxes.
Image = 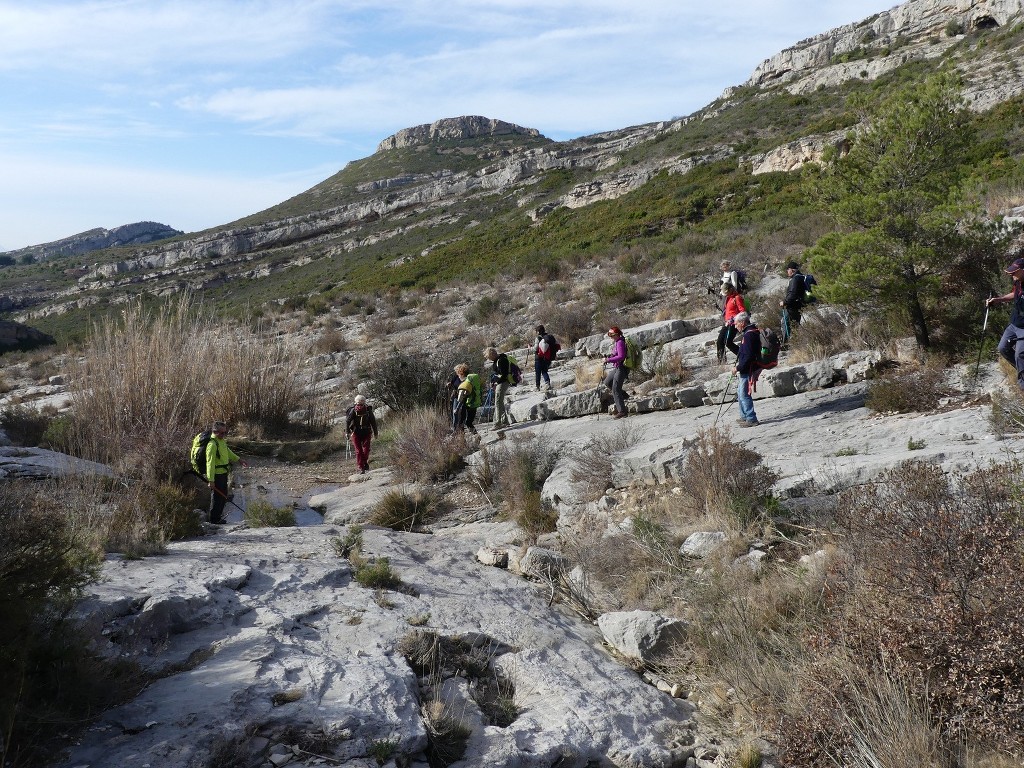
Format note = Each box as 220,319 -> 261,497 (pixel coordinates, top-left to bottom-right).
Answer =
1005,258 -> 1024,273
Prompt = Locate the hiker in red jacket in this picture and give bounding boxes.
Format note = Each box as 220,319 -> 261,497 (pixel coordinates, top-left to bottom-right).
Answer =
345,395 -> 378,474
717,283 -> 747,363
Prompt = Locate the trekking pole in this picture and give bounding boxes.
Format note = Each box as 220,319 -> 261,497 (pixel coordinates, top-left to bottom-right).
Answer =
974,297 -> 992,386
714,374 -> 735,425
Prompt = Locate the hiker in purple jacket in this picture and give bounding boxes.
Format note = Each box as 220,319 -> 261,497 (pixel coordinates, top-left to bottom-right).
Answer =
603,326 -> 629,419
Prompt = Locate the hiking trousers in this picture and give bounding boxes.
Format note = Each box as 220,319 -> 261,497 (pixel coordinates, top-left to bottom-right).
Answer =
737,374 -> 758,423
351,432 -> 372,472
494,383 -> 510,428
603,365 -> 629,416
210,473 -> 229,524
997,322 -> 1024,389
535,357 -> 551,388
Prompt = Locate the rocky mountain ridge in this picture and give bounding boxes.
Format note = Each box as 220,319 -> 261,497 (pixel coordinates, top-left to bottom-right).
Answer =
4,0 -> 1024,330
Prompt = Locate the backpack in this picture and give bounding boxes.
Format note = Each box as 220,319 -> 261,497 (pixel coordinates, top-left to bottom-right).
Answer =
346,405 -> 373,434
538,333 -> 561,361
190,430 -> 213,479
506,354 -> 523,386
734,269 -> 747,293
466,373 -> 483,408
757,327 -> 782,368
622,336 -> 643,370
803,273 -> 818,304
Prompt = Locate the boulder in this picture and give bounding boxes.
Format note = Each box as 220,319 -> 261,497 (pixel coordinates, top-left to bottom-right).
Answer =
538,388 -> 605,420
597,610 -> 688,664
680,531 -> 727,559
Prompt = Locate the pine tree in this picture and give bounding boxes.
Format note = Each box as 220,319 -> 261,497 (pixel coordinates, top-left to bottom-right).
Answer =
805,72 -> 1006,349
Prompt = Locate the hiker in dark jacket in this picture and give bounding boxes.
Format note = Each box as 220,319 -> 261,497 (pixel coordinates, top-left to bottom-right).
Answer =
733,313 -> 760,427
988,256 -> 1024,390
780,260 -> 807,331
485,347 -> 511,429
534,324 -> 557,390
346,394 -> 378,474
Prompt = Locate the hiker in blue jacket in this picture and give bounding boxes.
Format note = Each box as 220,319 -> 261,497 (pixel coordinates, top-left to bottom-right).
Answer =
733,313 -> 760,427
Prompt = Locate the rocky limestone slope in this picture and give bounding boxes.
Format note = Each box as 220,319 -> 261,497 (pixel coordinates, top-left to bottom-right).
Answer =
24,267 -> 1020,767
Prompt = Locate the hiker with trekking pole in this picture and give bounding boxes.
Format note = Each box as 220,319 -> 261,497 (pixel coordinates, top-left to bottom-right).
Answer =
191,421 -> 249,524
733,313 -> 761,428
987,256 -> 1024,391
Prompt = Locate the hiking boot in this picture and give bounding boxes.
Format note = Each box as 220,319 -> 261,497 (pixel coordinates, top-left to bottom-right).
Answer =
614,412 -> 628,419
735,419 -> 748,425
739,420 -> 759,428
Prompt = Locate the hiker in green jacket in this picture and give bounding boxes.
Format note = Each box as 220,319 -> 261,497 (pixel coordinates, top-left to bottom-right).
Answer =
205,421 -> 248,524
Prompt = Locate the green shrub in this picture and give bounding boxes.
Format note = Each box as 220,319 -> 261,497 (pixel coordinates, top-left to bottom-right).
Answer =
244,499 -> 297,528
0,404 -> 51,446
40,414 -> 75,451
352,555 -> 404,590
332,525 -> 363,558
487,439 -> 559,542
152,481 -> 204,540
0,481 -> 115,766
370,488 -> 443,531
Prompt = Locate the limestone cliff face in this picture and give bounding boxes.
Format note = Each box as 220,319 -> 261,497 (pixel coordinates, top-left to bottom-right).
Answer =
376,116 -> 541,151
736,0 -> 1024,109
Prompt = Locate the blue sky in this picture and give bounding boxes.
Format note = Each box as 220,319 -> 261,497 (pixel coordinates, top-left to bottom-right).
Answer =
0,0 -> 897,251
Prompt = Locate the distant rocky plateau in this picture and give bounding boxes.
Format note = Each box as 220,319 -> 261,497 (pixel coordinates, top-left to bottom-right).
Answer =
1,221 -> 182,262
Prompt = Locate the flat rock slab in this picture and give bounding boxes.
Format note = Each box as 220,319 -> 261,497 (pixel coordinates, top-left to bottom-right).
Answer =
60,522 -> 694,768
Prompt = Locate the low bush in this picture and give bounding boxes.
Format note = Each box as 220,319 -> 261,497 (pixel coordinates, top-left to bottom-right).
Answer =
0,480 -> 121,766
865,363 -> 952,414
569,424 -> 642,501
0,404 -> 51,446
488,438 -> 558,542
244,499 -> 296,528
351,553 -> 404,590
370,487 -> 443,531
387,407 -> 468,482
676,428 -> 779,528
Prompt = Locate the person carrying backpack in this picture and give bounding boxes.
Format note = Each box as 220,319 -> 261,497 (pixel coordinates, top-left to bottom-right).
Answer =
450,363 -> 482,435
197,421 -> 248,524
534,324 -> 560,390
346,394 -> 379,474
987,256 -> 1024,391
603,326 -> 630,419
780,261 -> 807,332
716,283 -> 747,363
733,313 -> 760,427
720,260 -> 747,293
484,347 -> 512,429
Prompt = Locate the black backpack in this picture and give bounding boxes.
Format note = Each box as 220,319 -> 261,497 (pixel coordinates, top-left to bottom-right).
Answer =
758,328 -> 782,368
735,269 -> 748,293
